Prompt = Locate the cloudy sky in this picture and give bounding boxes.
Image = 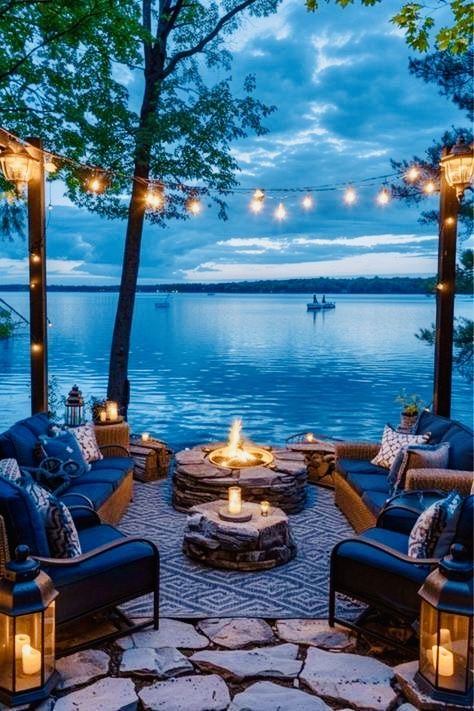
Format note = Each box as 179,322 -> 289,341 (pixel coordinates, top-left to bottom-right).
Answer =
2,0 -> 471,284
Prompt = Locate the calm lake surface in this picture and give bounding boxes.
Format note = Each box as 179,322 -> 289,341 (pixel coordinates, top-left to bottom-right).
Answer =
0,292 -> 472,448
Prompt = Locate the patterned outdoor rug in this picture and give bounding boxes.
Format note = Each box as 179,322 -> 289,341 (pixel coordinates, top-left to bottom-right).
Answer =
119,479 -> 359,619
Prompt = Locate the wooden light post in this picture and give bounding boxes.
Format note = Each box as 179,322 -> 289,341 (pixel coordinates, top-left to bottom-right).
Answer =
0,133 -> 48,414
433,140 -> 474,417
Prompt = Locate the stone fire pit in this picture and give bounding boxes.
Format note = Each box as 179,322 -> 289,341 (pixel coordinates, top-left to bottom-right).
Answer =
183,500 -> 297,570
172,445 -> 307,514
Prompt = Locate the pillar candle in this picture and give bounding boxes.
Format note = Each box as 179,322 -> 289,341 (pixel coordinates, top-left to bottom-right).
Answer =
22,644 -> 41,675
228,486 -> 242,515
106,401 -> 118,422
260,500 -> 270,516
142,432 -> 150,442
99,410 -> 107,423
14,634 -> 30,660
432,645 -> 454,677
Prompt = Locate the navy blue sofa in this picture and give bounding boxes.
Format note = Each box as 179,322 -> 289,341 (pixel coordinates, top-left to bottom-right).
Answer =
334,411 -> 474,532
0,413 -> 134,524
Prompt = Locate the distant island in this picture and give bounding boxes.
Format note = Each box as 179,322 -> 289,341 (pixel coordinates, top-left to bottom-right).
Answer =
1,275 -> 471,294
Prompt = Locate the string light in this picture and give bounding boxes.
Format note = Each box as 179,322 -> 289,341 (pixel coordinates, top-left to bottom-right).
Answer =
43,155 -> 57,173
85,171 -> 107,194
30,254 -> 40,264
145,182 -> 165,211
445,216 -> 455,226
185,194 -> 202,215
274,202 -> 287,221
31,343 -> 42,353
406,166 -> 420,182
302,194 -> 314,210
376,186 -> 391,205
250,188 -> 265,214
423,180 -> 436,195
343,187 -> 357,205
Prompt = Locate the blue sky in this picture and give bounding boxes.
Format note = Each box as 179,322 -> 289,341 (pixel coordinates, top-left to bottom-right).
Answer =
1,0 -> 471,284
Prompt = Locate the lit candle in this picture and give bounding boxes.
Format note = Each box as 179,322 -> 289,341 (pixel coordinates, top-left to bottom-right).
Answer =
431,645 -> 454,677
22,644 -> 41,675
260,500 -> 270,517
106,401 -> 118,422
142,432 -> 150,442
228,486 -> 242,515
14,633 -> 30,659
305,432 -> 315,442
99,410 -> 107,423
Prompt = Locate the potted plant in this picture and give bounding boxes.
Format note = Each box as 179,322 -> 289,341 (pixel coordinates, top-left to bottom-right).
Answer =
395,390 -> 425,431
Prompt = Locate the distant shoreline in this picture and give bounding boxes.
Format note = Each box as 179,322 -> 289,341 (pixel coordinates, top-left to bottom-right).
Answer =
0,275 -> 456,295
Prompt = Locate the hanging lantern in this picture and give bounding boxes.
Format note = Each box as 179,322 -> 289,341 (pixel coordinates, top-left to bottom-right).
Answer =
440,139 -> 474,199
0,146 -> 36,194
416,544 -> 473,706
0,546 -> 59,706
65,384 -> 84,427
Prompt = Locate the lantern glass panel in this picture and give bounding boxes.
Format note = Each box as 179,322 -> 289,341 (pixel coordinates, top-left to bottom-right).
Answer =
0,614 -> 13,693
14,612 -> 43,693
44,602 -> 55,680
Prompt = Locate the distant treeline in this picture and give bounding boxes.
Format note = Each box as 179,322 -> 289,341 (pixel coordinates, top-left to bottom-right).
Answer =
1,276 -> 471,294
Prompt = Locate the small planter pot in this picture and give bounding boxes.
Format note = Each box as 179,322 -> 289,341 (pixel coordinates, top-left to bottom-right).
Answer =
399,411 -> 419,432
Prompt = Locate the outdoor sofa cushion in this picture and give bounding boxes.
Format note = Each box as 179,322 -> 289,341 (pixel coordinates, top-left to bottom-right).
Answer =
0,413 -> 50,466
415,411 -> 473,470
0,476 -> 50,556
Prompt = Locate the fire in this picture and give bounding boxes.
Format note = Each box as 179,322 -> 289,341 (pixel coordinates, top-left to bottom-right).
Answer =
208,418 -> 274,469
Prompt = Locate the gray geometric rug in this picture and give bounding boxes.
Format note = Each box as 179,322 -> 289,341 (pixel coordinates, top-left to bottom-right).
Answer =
119,479 -> 359,619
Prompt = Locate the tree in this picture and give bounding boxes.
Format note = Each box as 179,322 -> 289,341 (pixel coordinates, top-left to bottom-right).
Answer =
0,1 -> 282,416
305,0 -> 473,54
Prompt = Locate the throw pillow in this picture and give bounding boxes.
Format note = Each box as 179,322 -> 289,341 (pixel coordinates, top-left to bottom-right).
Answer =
23,477 -> 82,558
70,423 -> 103,463
371,424 -> 430,470
408,491 -> 463,559
388,442 -> 451,496
38,430 -> 89,475
0,458 -> 22,484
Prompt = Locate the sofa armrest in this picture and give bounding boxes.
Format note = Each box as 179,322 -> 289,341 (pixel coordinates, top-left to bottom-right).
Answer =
99,444 -> 131,458
61,492 -> 94,509
34,535 -> 160,567
335,441 -> 380,461
405,468 -> 473,496
67,505 -> 101,530
332,535 -> 439,567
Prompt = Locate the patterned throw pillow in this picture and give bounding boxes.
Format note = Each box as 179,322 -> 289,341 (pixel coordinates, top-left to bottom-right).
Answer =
70,423 -> 103,463
23,478 -> 82,558
371,424 -> 430,470
0,458 -> 22,484
388,442 -> 451,496
408,491 -> 463,559
38,430 -> 89,474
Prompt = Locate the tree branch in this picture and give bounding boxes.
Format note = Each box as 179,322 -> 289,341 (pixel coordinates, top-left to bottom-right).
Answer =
162,0 -> 258,79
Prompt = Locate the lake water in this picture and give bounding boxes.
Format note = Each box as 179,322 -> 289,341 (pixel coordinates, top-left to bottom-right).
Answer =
0,292 -> 472,448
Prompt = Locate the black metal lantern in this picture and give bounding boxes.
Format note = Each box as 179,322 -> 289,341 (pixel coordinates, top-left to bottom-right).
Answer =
0,546 -> 59,706
416,544 -> 473,706
65,384 -> 84,427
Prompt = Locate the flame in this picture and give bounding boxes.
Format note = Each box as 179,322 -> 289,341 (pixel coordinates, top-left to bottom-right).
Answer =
224,418 -> 256,464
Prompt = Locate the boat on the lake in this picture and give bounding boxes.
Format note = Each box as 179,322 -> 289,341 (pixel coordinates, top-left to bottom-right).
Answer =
307,296 -> 335,311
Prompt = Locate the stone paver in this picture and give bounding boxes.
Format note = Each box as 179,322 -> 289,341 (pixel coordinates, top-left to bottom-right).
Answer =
394,660 -> 468,710
56,649 -> 110,690
53,677 -> 138,711
120,646 -> 193,677
276,619 -> 355,651
191,643 -> 302,680
301,647 -> 397,711
197,618 -> 275,648
138,674 -> 230,711
117,618 -> 209,650
229,680 -> 332,710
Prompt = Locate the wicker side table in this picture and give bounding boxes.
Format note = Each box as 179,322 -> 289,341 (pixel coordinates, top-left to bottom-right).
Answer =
94,422 -> 130,452
129,436 -> 172,481
287,440 -> 336,488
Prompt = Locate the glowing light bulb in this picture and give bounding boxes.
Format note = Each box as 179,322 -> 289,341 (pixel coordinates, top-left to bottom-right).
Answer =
274,202 -> 287,221
186,196 -> 202,215
31,253 -> 40,263
406,166 -> 419,182
145,184 -> 165,211
253,188 -> 265,201
343,187 -> 357,205
445,216 -> 455,226
302,194 -> 313,210
250,198 -> 264,214
423,180 -> 436,195
31,343 -> 42,353
376,187 -> 390,205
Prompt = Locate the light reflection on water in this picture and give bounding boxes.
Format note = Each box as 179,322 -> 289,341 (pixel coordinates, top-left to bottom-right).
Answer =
0,292 -> 472,449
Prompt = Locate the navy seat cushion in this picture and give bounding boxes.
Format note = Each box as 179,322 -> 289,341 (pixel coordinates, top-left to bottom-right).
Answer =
440,425 -> 474,470
338,458 -> 388,479
80,466 -> 130,490
61,482 -> 115,509
0,413 -> 50,466
0,477 -> 50,556
346,473 -> 390,496
332,527 -> 429,617
90,457 -> 132,472
378,491 -> 445,535
361,490 -> 389,516
456,495 -> 474,556
45,524 -> 156,624
416,411 -> 453,442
